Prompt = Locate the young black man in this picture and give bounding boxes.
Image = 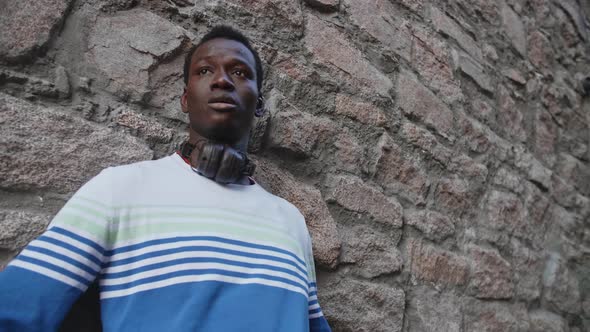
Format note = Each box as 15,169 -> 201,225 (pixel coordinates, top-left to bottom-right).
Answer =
0,26 -> 331,332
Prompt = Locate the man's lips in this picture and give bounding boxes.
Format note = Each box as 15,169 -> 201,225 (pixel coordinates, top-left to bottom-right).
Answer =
208,102 -> 237,111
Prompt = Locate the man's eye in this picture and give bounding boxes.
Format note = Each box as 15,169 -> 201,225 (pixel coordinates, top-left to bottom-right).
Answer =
198,68 -> 210,75
233,70 -> 246,77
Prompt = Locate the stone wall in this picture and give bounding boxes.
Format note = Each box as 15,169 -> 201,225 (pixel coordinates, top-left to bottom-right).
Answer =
1,0 -> 589,331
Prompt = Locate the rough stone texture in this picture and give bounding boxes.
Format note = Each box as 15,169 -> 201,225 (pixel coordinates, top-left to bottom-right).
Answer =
405,209 -> 455,242
0,210 -> 51,251
463,299 -> 530,332
87,9 -> 186,101
467,245 -> 514,299
501,2 -> 527,57
407,287 -> 462,332
304,14 -> 393,96
254,158 -> 341,268
408,238 -> 470,287
0,93 -> 154,193
321,278 -> 405,332
334,94 -> 387,127
397,71 -> 455,141
1,1 -> 589,331
0,0 -> 73,62
326,174 -> 403,228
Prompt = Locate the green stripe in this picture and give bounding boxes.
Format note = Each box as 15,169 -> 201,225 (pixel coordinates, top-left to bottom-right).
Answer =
112,221 -> 303,257
52,214 -> 108,240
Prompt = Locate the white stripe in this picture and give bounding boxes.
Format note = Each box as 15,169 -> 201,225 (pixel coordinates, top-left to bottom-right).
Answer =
308,303 -> 320,310
105,250 -> 308,282
20,249 -> 96,282
31,239 -> 101,272
110,231 -> 304,260
308,294 -> 318,301
112,218 -> 301,257
309,312 -> 324,319
108,240 -> 307,275
112,206 -> 289,231
100,273 -> 307,299
52,207 -> 110,229
109,235 -> 307,272
44,231 -> 104,262
309,286 -> 317,293
100,261 -> 308,290
10,260 -> 86,290
47,223 -> 108,255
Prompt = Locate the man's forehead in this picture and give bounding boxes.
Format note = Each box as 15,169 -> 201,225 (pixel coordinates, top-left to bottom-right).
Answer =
191,38 -> 256,65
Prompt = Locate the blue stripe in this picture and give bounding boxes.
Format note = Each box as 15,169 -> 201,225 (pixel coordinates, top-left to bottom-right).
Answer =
103,256 -> 308,285
309,282 -> 317,287
26,245 -> 99,275
49,226 -> 105,254
308,299 -> 319,306
309,308 -> 322,315
105,245 -> 308,277
37,236 -> 102,266
106,235 -> 307,267
309,290 -> 317,297
17,255 -> 90,285
101,268 -> 308,294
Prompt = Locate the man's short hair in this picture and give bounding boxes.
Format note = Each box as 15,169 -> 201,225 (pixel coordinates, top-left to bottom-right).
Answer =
183,26 -> 264,92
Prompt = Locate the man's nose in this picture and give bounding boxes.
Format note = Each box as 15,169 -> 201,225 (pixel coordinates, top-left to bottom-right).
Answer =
210,70 -> 235,91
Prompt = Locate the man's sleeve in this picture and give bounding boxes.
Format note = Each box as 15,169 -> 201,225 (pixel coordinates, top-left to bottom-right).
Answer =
305,234 -> 332,332
0,168 -> 114,332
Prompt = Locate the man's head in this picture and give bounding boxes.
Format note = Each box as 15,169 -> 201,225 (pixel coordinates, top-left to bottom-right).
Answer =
181,26 -> 264,146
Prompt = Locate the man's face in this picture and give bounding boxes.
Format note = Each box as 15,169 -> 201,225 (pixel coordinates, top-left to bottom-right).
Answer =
181,38 -> 259,144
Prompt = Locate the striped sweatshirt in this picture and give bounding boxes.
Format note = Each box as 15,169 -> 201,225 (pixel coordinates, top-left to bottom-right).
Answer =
0,154 -> 331,332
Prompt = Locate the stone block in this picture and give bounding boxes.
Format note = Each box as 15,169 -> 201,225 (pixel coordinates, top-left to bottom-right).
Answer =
116,107 -> 173,143
333,130 -> 364,173
454,51 -> 493,92
268,110 -> 335,157
303,0 -> 339,12
338,223 -> 403,278
513,146 -> 553,191
535,109 -> 557,166
326,174 -> 403,228
322,278 -> 405,332
400,122 -> 452,164
528,30 -> 553,71
304,14 -> 393,97
334,94 -> 387,127
0,0 -> 73,62
0,210 -> 51,251
497,85 -> 526,142
87,9 -> 186,101
456,112 -> 492,154
467,245 -> 514,299
430,6 -> 482,61
510,239 -> 544,301
396,71 -> 455,141
344,0 -> 413,61
484,190 -> 524,234
463,298 -> 530,332
543,253 -> 582,314
434,177 -> 470,214
407,238 -> 469,286
254,158 -> 341,268
0,93 -> 153,194
407,287 -> 461,332
404,209 -> 454,242
529,310 -> 567,332
501,3 -> 527,57
493,167 -> 524,193
409,26 -> 463,104
373,133 -> 430,205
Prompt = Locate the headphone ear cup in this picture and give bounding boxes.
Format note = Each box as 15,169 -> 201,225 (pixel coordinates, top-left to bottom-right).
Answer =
215,147 -> 246,184
196,143 -> 224,179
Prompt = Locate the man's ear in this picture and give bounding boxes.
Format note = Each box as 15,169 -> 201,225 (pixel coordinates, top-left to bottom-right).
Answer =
254,95 -> 265,117
181,87 -> 188,114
